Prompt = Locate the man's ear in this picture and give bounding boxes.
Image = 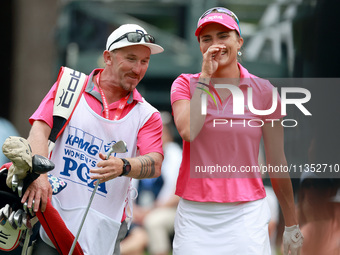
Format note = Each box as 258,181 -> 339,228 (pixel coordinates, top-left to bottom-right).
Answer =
103,50 -> 113,65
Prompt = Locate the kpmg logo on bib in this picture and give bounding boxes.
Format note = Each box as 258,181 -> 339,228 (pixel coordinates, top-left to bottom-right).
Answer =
59,126 -> 109,194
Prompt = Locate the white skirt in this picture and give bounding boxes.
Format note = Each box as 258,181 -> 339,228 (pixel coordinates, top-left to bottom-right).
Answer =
173,198 -> 271,255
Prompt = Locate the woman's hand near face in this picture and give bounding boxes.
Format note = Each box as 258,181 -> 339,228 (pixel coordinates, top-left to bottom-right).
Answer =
201,44 -> 226,78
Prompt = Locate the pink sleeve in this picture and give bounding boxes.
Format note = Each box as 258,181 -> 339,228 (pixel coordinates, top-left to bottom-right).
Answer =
29,83 -> 57,127
137,111 -> 163,156
170,74 -> 191,105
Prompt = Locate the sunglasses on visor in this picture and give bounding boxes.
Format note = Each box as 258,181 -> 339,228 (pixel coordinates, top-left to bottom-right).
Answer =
199,7 -> 241,34
108,32 -> 155,51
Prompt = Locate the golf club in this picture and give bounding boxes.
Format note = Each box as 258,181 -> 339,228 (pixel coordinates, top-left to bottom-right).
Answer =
17,179 -> 23,197
22,155 -> 55,194
4,204 -> 12,218
68,140 -> 127,255
8,211 -> 16,229
31,154 -> 55,174
23,202 -> 28,213
12,174 -> 19,192
14,209 -> 24,228
0,208 -> 5,223
28,200 -> 35,217
21,212 -> 32,230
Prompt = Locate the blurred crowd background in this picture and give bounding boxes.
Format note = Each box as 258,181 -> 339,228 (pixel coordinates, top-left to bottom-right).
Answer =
1,0 -> 339,136
1,0 -> 340,254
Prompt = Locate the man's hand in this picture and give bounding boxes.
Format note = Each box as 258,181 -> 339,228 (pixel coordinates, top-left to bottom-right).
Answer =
283,224 -> 304,255
90,152 -> 162,182
21,174 -> 52,213
90,153 -> 124,183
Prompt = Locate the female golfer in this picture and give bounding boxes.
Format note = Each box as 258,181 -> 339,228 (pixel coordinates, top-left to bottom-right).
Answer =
171,7 -> 303,255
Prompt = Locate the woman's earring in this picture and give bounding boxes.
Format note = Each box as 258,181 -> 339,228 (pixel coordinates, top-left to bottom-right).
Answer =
238,51 -> 242,56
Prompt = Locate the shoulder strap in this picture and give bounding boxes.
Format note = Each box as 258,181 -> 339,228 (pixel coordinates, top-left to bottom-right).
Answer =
48,66 -> 88,153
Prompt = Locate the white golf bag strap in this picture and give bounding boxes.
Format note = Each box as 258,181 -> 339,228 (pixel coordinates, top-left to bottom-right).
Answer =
21,230 -> 30,255
21,217 -> 38,255
125,180 -> 138,229
48,66 -> 88,154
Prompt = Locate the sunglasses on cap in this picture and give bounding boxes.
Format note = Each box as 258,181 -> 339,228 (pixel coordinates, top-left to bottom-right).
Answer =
108,32 -> 156,51
199,7 -> 241,34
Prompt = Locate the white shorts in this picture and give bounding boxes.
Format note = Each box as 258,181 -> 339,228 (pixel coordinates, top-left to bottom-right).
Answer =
173,198 -> 271,255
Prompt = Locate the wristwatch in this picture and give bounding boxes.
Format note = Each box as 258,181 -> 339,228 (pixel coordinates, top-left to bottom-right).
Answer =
119,158 -> 131,176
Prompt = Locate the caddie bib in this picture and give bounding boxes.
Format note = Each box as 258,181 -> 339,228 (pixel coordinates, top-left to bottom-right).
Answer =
40,94 -> 157,255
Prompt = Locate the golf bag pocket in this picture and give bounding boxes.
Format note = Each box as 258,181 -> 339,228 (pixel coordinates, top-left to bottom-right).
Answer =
0,221 -> 24,252
41,197 -> 120,255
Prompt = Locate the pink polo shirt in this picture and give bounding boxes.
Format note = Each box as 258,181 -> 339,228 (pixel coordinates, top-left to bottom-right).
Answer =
171,63 -> 284,203
30,69 -> 163,157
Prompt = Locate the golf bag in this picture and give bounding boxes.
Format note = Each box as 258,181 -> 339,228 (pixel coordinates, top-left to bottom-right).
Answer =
0,166 -> 39,255
0,66 -> 88,254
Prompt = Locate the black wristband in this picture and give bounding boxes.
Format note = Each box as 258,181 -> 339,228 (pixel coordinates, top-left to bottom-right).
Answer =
119,158 -> 131,176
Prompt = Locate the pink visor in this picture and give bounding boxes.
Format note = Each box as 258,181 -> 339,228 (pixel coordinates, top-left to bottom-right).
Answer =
195,13 -> 240,38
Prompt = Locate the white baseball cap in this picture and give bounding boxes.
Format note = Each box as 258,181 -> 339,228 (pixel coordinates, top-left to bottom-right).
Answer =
106,24 -> 164,54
